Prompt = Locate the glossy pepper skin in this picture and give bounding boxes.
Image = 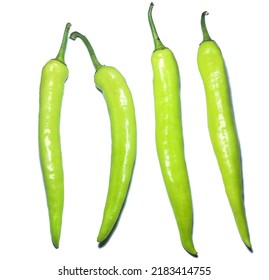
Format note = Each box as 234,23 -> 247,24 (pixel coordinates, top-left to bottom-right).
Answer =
148,3 -> 197,256
38,23 -> 71,248
70,32 -> 137,243
197,12 -> 251,250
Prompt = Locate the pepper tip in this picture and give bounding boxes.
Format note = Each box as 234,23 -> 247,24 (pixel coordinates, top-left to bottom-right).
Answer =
52,239 -> 60,249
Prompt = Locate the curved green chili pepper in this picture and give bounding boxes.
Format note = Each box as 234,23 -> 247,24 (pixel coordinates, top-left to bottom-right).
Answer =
148,3 -> 197,256
70,31 -> 137,243
197,12 -> 252,250
38,23 -> 71,248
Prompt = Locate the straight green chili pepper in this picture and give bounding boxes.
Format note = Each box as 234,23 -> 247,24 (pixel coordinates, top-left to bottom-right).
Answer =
70,31 -> 137,243
38,23 -> 71,248
197,12 -> 252,250
148,3 -> 197,256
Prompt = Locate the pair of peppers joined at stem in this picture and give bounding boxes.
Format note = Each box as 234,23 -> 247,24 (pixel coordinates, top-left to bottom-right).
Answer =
39,2 -> 251,254
39,23 -> 136,248
149,2 -> 251,256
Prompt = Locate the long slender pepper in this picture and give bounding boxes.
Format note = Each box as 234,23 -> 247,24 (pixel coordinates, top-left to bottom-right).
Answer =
148,3 -> 197,256
70,31 -> 137,243
197,12 -> 252,250
39,23 -> 71,248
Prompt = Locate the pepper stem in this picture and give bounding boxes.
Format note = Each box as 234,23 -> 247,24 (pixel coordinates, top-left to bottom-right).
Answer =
148,2 -> 166,51
55,23 -> 72,63
201,11 -> 212,42
70,31 -> 102,71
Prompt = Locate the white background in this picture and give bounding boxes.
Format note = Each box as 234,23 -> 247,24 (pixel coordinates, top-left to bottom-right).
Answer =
1,0 -> 268,278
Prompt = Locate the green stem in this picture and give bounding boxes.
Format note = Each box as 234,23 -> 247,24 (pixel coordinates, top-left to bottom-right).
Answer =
55,22 -> 72,63
70,31 -> 102,71
148,2 -> 165,51
201,11 -> 212,42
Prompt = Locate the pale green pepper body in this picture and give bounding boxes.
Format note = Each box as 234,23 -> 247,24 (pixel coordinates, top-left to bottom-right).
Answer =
39,23 -> 71,248
95,66 -> 137,242
149,3 -> 197,256
70,32 -> 137,243
197,12 -> 251,250
152,48 -> 196,255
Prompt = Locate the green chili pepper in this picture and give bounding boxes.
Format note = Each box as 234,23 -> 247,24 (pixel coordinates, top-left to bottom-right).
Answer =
148,3 -> 197,256
38,23 -> 71,248
197,12 -> 252,250
70,31 -> 137,243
